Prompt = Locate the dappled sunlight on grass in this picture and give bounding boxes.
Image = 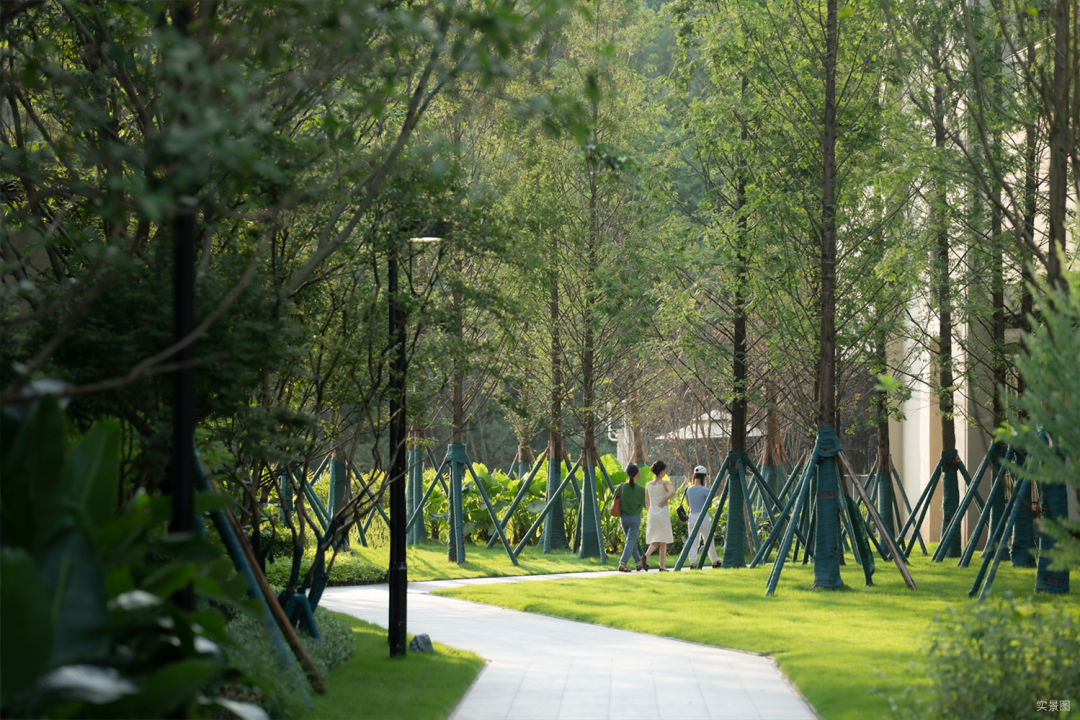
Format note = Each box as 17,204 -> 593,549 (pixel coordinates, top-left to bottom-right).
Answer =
436,547 -> 1073,720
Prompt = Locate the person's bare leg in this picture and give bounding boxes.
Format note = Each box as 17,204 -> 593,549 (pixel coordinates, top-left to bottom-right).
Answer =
659,543 -> 667,570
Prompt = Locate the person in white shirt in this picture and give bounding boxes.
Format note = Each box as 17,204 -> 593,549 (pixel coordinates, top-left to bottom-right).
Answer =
685,465 -> 719,568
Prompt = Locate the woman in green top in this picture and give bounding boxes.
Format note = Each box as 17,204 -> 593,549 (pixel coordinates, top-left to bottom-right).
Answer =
617,463 -> 647,572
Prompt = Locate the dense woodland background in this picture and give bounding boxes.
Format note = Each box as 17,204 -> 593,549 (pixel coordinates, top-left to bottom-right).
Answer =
2,1 -> 1078,716
2,0 -> 1077,550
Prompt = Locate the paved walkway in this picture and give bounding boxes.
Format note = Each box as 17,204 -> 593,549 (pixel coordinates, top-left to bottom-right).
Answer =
320,571 -> 818,720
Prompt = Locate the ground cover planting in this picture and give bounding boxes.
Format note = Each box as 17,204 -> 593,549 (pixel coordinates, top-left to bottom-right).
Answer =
304,612 -> 484,720
434,549 -> 1077,720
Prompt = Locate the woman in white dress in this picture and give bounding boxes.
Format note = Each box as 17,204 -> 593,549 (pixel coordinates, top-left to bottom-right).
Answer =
642,460 -> 675,571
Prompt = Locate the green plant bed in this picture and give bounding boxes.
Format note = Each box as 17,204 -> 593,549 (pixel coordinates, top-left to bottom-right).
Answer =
434,548 -> 1077,720
263,548 -> 387,587
303,611 -> 484,720
223,606 -> 356,718
346,537 -> 611,582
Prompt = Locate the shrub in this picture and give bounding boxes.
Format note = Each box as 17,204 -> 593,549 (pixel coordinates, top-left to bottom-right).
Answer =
1,397 -> 266,720
300,608 -> 355,678
885,595 -> 1080,720
1001,271 -> 1080,577
223,606 -> 355,718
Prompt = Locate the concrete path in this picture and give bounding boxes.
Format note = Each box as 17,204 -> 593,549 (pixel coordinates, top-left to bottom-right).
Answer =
320,572 -> 818,720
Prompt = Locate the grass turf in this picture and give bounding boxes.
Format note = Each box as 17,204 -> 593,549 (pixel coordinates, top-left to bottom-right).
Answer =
304,611 -> 484,720
346,536 -> 611,581
433,547 -> 1073,720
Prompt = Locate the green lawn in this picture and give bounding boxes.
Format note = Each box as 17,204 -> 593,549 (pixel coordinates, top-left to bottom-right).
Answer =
347,536 -> 612,581
304,611 -> 484,720
263,536 -> 613,588
433,548 -> 1074,720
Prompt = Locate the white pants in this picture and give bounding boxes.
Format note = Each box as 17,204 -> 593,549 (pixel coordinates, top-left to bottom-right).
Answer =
687,511 -> 718,565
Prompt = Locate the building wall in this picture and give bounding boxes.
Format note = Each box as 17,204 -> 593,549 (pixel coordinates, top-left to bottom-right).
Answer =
889,319 -> 1080,553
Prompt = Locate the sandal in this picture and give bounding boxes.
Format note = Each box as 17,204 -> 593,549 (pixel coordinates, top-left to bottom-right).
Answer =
618,564 -> 630,573
641,557 -> 650,572
712,562 -> 721,568
635,562 -> 642,571
659,567 -> 668,572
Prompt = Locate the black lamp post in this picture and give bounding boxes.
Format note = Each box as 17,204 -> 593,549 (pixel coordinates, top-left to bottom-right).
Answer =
387,239 -> 408,657
170,0 -> 196,614
388,233 -> 440,657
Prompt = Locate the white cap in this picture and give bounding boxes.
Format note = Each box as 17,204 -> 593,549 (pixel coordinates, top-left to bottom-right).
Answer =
693,465 -> 707,475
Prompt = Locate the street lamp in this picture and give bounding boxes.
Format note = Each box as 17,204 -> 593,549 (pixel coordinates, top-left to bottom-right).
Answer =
388,234 -> 441,657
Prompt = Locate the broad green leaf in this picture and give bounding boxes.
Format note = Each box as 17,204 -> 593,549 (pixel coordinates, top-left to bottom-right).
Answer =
67,421 -> 121,531
97,658 -> 219,718
0,548 -> 54,704
0,396 -> 68,552
203,696 -> 269,720
39,531 -> 110,667
36,665 -> 137,704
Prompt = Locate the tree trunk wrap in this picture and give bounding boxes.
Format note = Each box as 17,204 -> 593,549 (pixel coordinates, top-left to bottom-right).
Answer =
1009,454 -> 1036,567
576,464 -> 605,560
407,442 -> 423,545
328,455 -> 348,550
939,449 -> 962,558
446,443 -> 467,564
764,458 -> 817,595
874,466 -> 893,542
722,452 -> 749,568
845,494 -> 875,585
1034,482 -> 1070,594
542,453 -> 569,552
984,450 -> 1011,563
813,428 -> 844,589
761,464 -> 784,502
959,447 -> 1014,568
279,465 -> 294,524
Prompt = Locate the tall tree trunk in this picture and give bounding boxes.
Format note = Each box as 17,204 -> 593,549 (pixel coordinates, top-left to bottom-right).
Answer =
989,70 -> 1009,561
582,150 -> 599,466
627,370 -> 647,463
451,258 -> 465,445
1044,0 -> 1069,291
762,378 -> 786,496
724,77 -> 751,568
1010,43 -> 1040,566
818,25 -> 838,432
1019,24 -> 1038,393
542,232 -> 568,551
932,55 -> 961,558
811,0 -> 843,589
875,332 -> 894,539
